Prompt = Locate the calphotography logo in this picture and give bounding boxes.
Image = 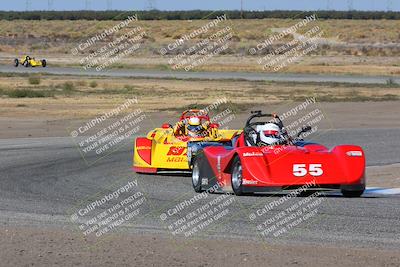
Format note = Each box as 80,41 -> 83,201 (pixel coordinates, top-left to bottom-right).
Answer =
72,14 -> 147,72
159,182 -> 237,237
68,179 -> 149,239
68,97 -> 147,165
254,191 -> 326,238
159,14 -> 235,71
250,14 -> 325,72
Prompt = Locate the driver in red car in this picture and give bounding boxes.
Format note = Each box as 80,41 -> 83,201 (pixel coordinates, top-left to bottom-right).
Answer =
250,123 -> 282,146
174,117 -> 210,138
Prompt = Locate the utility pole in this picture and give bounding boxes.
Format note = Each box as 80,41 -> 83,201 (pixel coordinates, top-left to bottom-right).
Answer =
106,0 -> 112,10
48,0 -> 54,11
85,0 -> 91,10
326,0 -> 331,10
25,0 -> 32,11
387,0 -> 393,11
147,0 -> 156,10
240,0 -> 244,19
347,0 -> 354,11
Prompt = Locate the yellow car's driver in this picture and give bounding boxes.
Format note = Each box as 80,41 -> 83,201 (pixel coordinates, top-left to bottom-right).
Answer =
173,116 -> 211,138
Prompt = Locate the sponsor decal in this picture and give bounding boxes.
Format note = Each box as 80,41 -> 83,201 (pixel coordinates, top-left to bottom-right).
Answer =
243,152 -> 263,157
217,156 -> 221,173
136,146 -> 151,150
201,178 -> 209,185
346,151 -> 363,157
217,156 -> 222,180
167,146 -> 187,156
166,157 -> 186,163
242,179 -> 258,185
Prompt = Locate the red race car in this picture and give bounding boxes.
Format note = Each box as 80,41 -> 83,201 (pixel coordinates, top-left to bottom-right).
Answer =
191,111 -> 365,197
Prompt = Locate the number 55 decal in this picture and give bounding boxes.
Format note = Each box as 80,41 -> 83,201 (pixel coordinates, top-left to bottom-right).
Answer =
293,164 -> 323,177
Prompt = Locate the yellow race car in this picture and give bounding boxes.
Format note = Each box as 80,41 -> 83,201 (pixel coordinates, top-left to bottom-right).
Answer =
133,110 -> 241,174
14,55 -> 47,67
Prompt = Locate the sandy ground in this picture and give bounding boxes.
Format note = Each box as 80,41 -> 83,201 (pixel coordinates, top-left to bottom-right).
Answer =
1,226 -> 400,267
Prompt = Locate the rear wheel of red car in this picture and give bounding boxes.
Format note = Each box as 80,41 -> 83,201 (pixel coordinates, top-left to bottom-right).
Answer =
231,156 -> 245,196
341,189 -> 364,198
192,158 -> 203,193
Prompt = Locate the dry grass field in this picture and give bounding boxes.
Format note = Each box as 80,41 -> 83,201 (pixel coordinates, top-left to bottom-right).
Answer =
1,18 -> 400,48
1,18 -> 400,75
0,73 -> 399,119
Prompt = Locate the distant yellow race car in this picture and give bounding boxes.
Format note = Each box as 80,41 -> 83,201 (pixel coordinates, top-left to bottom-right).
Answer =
133,110 -> 241,174
14,55 -> 47,67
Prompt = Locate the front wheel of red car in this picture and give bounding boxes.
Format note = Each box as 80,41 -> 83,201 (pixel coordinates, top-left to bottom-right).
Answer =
231,156 -> 245,196
192,158 -> 203,193
341,189 -> 364,198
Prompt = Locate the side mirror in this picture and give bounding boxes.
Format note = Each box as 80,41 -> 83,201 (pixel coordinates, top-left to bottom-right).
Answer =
297,125 -> 312,137
161,123 -> 172,129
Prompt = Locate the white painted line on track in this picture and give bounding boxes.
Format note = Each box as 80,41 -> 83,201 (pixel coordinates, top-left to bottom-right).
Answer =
328,187 -> 400,197
364,187 -> 400,195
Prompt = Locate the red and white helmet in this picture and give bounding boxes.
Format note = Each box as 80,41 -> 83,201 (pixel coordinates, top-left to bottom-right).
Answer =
255,123 -> 281,145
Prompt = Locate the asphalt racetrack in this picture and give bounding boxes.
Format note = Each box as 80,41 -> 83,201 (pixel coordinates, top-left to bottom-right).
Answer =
1,127 -> 399,250
1,65 -> 400,84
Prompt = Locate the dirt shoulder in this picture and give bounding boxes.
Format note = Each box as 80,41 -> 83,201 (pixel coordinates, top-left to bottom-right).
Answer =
367,164 -> 400,188
1,225 -> 399,267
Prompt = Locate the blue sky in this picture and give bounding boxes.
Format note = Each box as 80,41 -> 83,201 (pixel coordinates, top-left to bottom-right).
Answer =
1,0 -> 399,11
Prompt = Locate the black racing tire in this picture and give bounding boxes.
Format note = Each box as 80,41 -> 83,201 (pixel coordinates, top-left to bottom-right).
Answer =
25,61 -> 30,67
191,157 -> 203,193
41,59 -> 46,67
341,189 -> 364,198
14,58 -> 19,67
231,156 -> 245,196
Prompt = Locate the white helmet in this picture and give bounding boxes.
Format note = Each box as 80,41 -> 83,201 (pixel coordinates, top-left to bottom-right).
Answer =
187,117 -> 202,137
188,117 -> 201,126
255,123 -> 281,145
